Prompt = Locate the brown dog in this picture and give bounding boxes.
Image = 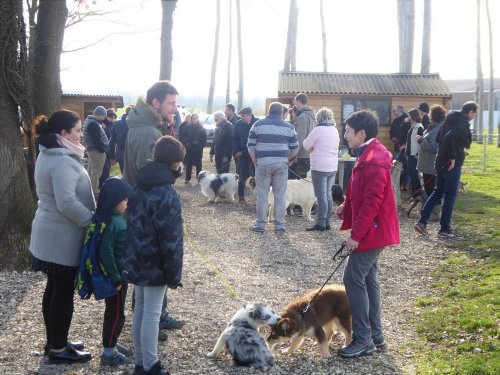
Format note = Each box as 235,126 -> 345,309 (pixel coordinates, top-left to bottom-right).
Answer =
267,284 -> 352,359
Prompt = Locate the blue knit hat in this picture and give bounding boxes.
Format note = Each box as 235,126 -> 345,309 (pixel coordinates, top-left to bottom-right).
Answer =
93,105 -> 107,117
95,177 -> 132,224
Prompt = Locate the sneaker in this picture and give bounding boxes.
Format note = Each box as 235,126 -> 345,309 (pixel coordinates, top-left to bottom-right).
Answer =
184,180 -> 190,184
116,343 -> 134,357
325,224 -> 331,230
144,360 -> 171,375
338,339 -> 376,358
100,350 -> 134,366
251,225 -> 265,233
134,365 -> 145,375
306,224 -> 326,232
414,222 -> 428,236
274,227 -> 286,233
438,231 -> 456,239
159,315 -> 186,330
372,335 -> 385,348
158,330 -> 168,341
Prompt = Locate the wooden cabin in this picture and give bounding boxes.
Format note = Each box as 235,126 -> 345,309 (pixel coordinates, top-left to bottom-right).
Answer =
267,72 -> 452,149
59,93 -> 124,121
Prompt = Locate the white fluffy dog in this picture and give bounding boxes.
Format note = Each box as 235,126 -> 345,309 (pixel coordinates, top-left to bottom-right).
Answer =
269,178 -> 316,221
207,303 -> 280,369
197,171 -> 238,203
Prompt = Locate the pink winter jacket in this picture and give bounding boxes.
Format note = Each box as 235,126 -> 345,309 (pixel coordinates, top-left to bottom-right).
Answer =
302,122 -> 339,172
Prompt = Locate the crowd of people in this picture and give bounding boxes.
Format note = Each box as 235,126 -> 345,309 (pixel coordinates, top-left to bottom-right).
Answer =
28,77 -> 477,373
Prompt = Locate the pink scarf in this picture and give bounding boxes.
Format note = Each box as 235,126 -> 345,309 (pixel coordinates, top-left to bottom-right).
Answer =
56,134 -> 85,160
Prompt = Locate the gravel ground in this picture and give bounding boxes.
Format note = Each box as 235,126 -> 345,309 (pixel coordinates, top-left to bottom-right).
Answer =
0,159 -> 452,375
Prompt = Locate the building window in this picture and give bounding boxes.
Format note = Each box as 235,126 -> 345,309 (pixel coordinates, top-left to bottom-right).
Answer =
342,99 -> 391,126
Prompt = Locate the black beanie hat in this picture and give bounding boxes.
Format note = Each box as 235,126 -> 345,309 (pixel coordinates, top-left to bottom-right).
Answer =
417,102 -> 429,113
95,177 -> 132,224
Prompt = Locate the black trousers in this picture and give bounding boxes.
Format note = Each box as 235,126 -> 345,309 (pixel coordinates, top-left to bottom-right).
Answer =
103,283 -> 128,348
99,155 -> 111,188
215,154 -> 231,174
42,268 -> 77,349
185,148 -> 203,181
236,155 -> 254,197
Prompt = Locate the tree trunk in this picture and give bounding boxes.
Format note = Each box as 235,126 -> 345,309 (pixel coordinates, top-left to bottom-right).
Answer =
485,0 -> 494,145
159,0 -> 177,80
397,0 -> 415,73
420,0 -> 431,73
0,0 -> 37,270
236,0 -> 243,110
320,0 -> 327,72
225,0 -> 233,105
284,0 -> 298,72
475,0 -> 484,143
32,0 -> 67,117
207,0 -> 221,113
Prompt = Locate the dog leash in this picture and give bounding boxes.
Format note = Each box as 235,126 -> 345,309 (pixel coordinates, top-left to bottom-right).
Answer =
302,241 -> 352,315
215,160 -> 233,174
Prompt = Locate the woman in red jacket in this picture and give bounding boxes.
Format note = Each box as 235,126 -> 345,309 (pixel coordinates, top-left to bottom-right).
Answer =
336,110 -> 400,358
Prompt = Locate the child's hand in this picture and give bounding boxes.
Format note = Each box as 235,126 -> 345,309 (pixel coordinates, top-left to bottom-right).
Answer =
335,204 -> 344,219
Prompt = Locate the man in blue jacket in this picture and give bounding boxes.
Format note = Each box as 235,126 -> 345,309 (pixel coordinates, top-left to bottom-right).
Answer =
232,107 -> 257,202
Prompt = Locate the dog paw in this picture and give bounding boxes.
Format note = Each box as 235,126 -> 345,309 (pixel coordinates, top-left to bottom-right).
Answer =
321,353 -> 332,360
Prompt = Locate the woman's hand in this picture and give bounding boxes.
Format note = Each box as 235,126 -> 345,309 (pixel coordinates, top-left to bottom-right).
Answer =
345,237 -> 359,252
335,204 -> 344,219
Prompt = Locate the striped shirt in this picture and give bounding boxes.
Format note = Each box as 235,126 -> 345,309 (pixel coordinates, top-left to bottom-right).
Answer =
247,115 -> 298,166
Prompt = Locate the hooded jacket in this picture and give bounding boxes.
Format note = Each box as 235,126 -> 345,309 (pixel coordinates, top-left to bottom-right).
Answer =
123,162 -> 183,287
340,139 -> 400,252
434,111 -> 472,172
294,106 -> 316,159
123,97 -> 164,186
209,119 -> 233,158
232,116 -> 257,157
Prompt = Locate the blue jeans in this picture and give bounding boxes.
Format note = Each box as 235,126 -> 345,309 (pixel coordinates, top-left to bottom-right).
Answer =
407,155 -> 421,197
311,170 -> 336,227
132,285 -> 167,371
420,167 -> 461,233
255,163 -> 288,230
343,248 -> 383,343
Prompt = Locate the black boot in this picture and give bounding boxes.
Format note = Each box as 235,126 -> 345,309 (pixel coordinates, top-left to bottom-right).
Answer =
144,360 -> 170,375
48,344 -> 91,364
306,224 -> 326,232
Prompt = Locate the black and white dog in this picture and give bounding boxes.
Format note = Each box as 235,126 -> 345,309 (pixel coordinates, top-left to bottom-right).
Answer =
197,171 -> 239,203
207,303 -> 280,369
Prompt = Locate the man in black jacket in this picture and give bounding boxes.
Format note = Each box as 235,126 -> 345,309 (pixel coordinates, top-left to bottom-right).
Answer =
390,105 -> 410,190
182,113 -> 207,183
232,107 -> 257,202
414,101 -> 477,239
210,111 -> 233,173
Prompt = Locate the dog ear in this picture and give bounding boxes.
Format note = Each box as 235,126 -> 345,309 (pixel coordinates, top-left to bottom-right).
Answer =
249,306 -> 261,320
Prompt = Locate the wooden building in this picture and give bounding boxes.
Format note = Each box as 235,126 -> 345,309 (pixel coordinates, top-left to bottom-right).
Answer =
59,93 -> 124,120
267,72 -> 452,149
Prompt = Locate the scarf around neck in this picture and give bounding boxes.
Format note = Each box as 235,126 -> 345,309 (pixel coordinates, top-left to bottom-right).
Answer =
56,134 -> 85,160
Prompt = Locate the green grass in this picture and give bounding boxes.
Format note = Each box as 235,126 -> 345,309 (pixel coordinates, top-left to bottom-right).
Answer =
412,143 -> 500,374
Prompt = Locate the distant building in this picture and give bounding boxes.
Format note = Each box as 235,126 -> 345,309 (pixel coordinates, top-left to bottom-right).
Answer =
59,93 -> 124,120
268,71 -> 451,149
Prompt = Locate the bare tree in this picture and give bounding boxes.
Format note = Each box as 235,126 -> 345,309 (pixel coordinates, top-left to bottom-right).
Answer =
320,0 -> 327,72
0,0 -> 37,270
485,0 -> 494,145
32,0 -> 68,117
225,0 -> 233,105
159,0 -> 177,80
236,0 -> 243,109
475,0 -> 484,143
420,0 -> 431,73
397,0 -> 415,73
283,0 -> 298,72
207,0 -> 221,113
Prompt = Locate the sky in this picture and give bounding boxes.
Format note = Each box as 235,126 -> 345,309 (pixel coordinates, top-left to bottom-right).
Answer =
60,0 -> 500,108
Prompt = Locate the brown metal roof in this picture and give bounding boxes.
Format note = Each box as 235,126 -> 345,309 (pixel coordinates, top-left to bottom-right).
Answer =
278,72 -> 451,96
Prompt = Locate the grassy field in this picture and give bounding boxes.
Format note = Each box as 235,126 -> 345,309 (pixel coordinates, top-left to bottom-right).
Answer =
412,143 -> 500,374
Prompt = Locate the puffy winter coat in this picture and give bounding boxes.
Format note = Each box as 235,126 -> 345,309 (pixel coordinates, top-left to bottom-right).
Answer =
340,139 -> 400,252
123,162 -> 183,287
435,111 -> 472,172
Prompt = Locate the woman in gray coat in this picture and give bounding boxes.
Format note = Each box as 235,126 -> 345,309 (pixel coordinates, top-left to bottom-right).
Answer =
416,105 -> 446,200
30,110 -> 95,364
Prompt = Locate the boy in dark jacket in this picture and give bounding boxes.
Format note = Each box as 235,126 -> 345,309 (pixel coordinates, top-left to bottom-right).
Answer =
182,113 -> 207,183
124,136 -> 185,375
95,177 -> 134,366
210,111 -> 233,173
414,101 -> 477,239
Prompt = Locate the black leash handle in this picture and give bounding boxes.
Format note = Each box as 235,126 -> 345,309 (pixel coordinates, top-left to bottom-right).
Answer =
287,165 -> 313,183
302,241 -> 351,314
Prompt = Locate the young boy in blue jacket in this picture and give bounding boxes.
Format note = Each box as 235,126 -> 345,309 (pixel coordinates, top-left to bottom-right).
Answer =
94,177 -> 135,366
124,136 -> 185,375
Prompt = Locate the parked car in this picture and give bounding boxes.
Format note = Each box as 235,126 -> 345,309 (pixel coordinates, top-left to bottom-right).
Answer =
199,113 -> 216,145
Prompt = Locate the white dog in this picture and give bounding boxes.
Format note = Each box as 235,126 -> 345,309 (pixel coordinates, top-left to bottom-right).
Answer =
197,171 -> 238,203
269,178 -> 316,221
207,303 -> 280,369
